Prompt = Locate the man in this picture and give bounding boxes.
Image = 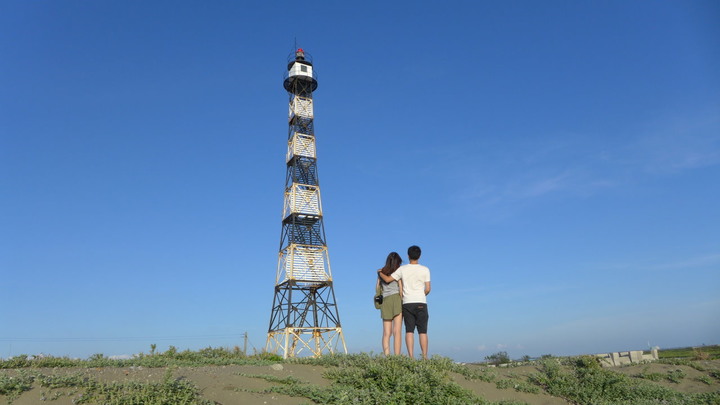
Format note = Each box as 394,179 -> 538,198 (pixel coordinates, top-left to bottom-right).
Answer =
378,245 -> 431,359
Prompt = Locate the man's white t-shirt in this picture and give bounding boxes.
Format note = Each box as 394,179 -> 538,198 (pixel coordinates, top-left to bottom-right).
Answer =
390,263 -> 431,304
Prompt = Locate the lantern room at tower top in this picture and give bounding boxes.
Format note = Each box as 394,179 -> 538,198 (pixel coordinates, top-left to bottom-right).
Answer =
284,48 -> 318,93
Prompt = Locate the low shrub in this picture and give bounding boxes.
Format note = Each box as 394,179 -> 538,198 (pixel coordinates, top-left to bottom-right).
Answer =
485,351 -> 510,366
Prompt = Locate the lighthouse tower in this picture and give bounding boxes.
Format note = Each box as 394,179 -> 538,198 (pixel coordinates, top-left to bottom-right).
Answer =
265,49 -> 347,358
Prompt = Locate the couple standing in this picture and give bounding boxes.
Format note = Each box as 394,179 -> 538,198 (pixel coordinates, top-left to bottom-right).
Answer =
376,245 -> 431,359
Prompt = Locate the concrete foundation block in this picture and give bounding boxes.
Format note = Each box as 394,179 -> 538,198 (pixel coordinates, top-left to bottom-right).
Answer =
630,351 -> 643,363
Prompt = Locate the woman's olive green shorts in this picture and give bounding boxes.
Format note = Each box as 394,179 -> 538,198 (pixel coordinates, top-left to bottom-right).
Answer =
380,293 -> 402,320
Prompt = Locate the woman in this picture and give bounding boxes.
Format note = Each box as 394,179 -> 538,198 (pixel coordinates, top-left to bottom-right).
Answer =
377,252 -> 403,355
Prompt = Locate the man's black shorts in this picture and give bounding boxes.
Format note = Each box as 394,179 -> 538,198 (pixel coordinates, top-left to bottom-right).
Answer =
402,303 -> 429,334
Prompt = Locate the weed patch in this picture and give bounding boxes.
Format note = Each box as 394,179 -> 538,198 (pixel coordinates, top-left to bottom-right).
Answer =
529,356 -> 720,405
659,345 -> 720,360
667,368 -> 687,383
74,370 -> 213,405
0,346 -> 279,370
0,371 -> 34,402
495,378 -> 540,394
36,371 -> 88,389
635,366 -> 664,382
697,375 -> 713,385
659,358 -> 708,372
255,354 -> 495,404
0,369 -> 212,405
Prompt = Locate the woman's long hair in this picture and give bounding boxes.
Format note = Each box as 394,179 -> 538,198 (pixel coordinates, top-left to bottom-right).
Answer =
380,252 -> 402,277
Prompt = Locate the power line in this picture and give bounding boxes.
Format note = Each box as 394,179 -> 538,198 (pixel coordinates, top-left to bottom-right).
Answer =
0,334 -> 246,343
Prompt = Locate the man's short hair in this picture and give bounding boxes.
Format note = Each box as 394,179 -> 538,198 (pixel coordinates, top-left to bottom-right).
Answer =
408,245 -> 422,261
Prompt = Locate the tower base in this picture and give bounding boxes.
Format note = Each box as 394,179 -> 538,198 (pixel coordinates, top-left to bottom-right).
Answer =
266,327 -> 346,359
265,281 -> 347,358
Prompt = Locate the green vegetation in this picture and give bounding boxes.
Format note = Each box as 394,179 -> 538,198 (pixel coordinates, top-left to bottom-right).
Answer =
529,356 -> 719,405
0,346 -> 285,404
250,354 -> 525,405
0,368 -> 211,404
0,371 -> 34,402
495,377 -> 540,394
659,345 -> 720,360
76,368 -> 214,405
0,345 -> 281,370
485,351 -> 511,366
697,375 -> 713,385
635,366 -> 703,385
635,366 -> 665,382
2,346 -> 719,404
658,357 -> 713,372
666,368 -> 687,384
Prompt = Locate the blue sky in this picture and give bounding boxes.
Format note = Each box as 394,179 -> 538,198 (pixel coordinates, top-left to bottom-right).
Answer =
1,0 -> 718,362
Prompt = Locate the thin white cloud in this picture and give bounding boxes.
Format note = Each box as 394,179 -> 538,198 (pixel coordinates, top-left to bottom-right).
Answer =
445,104 -> 720,219
633,108 -> 720,174
517,172 -> 571,198
439,282 -> 575,302
596,252 -> 720,273
451,169 -> 591,221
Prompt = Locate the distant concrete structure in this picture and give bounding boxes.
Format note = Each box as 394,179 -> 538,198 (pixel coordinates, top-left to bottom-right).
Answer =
595,347 -> 659,367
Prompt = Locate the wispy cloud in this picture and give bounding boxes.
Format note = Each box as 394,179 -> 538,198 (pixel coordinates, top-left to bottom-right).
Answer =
517,172 -> 572,198
452,167 -> 596,220
632,109 -> 720,174
439,282 -> 576,303
442,104 -> 720,219
595,252 -> 720,273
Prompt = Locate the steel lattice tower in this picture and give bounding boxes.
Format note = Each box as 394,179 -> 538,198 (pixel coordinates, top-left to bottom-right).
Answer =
265,49 -> 347,358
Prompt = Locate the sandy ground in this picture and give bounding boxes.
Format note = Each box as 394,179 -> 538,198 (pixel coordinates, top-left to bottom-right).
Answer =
1,360 -> 718,404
